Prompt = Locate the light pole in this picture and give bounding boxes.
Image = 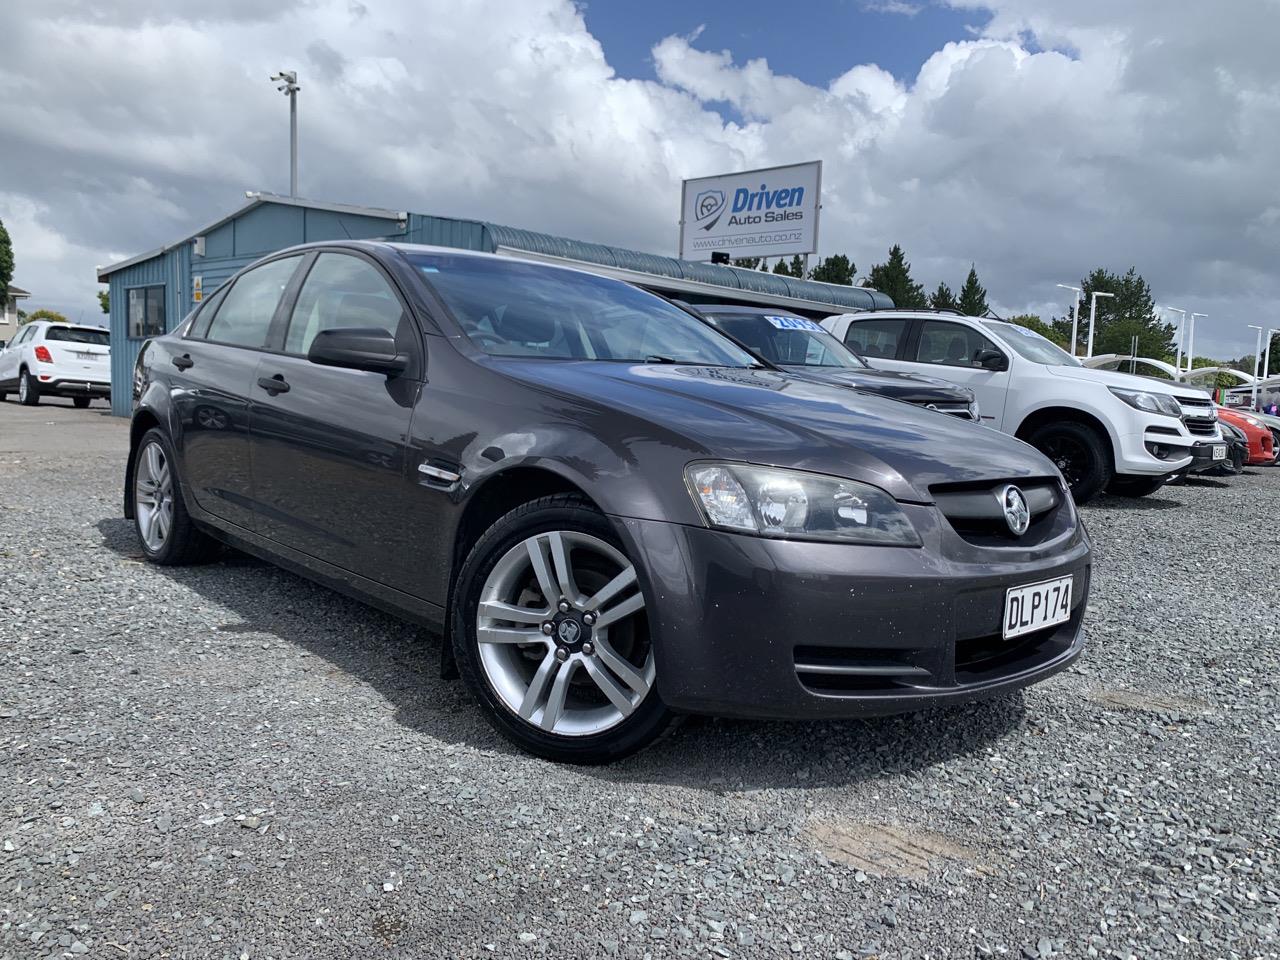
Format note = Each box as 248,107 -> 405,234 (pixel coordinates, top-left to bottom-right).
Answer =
1248,324 -> 1264,409
270,70 -> 300,197
1057,284 -> 1082,356
1163,307 -> 1187,373
1086,291 -> 1115,359
1186,312 -> 1207,378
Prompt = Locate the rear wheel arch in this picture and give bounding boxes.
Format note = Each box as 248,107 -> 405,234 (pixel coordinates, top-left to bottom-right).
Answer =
124,409 -> 163,519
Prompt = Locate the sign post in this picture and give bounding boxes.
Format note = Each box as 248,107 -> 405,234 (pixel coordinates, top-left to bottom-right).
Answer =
679,161 -> 822,263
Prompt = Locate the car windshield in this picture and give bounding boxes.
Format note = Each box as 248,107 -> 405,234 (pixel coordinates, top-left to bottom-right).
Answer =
703,312 -> 868,369
410,254 -> 761,367
44,326 -> 109,346
981,320 -> 1080,366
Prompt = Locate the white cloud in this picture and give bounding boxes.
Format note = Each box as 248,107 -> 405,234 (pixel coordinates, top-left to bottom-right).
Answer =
863,1 -> 924,17
1,0 -> 1278,358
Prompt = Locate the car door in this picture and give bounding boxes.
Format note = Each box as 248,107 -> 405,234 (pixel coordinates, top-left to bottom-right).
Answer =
0,324 -> 35,385
855,318 -> 1011,429
170,254 -> 305,532
247,250 -> 424,591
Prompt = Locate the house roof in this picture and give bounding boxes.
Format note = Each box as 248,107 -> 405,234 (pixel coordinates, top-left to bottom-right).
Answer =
6,285 -> 30,299
96,192 -> 408,280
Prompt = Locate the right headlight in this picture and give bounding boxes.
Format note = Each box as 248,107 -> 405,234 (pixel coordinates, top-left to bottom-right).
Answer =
684,462 -> 921,546
1109,387 -> 1183,419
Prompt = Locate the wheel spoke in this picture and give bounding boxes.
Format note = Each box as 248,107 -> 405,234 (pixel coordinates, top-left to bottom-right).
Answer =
593,637 -> 651,698
518,652 -> 560,720
476,625 -> 545,645
546,532 -> 582,605
156,461 -> 171,494
155,503 -> 172,543
582,657 -> 637,717
539,659 -> 576,731
584,565 -> 636,613
525,538 -> 559,605
593,591 -> 645,630
145,443 -> 163,481
478,600 -> 550,625
135,489 -> 157,507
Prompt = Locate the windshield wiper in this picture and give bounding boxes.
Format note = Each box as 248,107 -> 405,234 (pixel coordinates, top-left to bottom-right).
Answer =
644,355 -> 683,364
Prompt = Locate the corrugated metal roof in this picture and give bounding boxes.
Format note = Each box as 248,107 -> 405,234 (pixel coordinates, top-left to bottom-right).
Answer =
484,222 -> 891,311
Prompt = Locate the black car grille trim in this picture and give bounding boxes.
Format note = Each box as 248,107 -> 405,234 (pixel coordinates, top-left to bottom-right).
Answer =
1185,419 -> 1217,436
1145,425 -> 1181,437
929,477 -> 1068,548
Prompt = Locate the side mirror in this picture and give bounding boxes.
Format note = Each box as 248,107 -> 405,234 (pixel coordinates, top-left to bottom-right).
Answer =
976,349 -> 1008,372
307,327 -> 407,375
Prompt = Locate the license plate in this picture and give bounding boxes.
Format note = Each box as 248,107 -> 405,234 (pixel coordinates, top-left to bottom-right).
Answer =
1003,575 -> 1073,639
1212,445 -> 1226,461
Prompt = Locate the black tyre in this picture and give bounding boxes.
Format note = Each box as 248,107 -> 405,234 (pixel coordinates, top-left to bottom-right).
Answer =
17,369 -> 40,406
1028,421 -> 1112,504
451,493 -> 673,764
72,397 -> 91,409
1106,474 -> 1168,498
131,428 -> 220,565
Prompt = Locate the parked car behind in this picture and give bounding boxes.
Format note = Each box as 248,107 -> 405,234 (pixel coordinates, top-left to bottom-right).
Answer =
1216,406 -> 1275,465
126,243 -> 1091,763
821,311 -> 1226,503
0,320 -> 111,407
693,304 -> 980,421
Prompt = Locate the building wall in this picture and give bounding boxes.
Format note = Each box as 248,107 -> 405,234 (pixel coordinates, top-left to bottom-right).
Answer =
107,204 -> 406,415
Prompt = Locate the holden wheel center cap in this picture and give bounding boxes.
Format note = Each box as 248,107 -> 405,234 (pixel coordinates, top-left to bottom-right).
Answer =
553,613 -> 590,649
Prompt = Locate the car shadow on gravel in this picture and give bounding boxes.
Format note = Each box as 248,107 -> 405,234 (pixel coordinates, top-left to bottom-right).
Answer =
97,517 -> 1030,788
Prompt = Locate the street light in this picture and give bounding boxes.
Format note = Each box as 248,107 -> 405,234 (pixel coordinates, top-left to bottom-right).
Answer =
270,70 -> 300,197
1248,324 -> 1264,409
1162,306 -> 1187,373
1186,313 -> 1207,378
1057,284 -> 1082,356
1086,291 -> 1115,359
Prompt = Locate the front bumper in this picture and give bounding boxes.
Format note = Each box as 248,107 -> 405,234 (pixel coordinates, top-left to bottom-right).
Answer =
1185,439 -> 1230,474
615,510 -> 1091,721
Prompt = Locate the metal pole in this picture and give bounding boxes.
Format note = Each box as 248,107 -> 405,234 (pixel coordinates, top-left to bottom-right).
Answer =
1057,284 -> 1081,356
1087,291 -> 1114,359
1248,325 -> 1263,410
1187,313 -> 1206,377
289,87 -> 298,197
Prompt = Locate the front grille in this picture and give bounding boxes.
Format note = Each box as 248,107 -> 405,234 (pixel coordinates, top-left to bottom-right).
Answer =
930,477 -> 1068,547
1177,395 -> 1218,436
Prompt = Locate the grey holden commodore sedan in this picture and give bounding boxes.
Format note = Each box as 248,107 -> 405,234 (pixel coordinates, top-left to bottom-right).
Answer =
126,242 -> 1091,762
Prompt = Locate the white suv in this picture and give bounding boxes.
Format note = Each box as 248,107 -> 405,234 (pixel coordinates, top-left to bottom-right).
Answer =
822,310 -> 1225,502
0,320 -> 112,408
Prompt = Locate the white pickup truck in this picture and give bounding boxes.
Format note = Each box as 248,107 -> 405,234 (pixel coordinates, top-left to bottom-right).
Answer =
822,310 -> 1225,502
0,320 -> 112,408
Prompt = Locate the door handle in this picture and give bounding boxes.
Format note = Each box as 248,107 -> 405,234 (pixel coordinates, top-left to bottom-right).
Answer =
172,354 -> 194,370
257,374 -> 290,394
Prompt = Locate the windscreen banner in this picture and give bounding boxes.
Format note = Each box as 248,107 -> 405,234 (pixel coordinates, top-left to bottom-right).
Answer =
679,161 -> 821,262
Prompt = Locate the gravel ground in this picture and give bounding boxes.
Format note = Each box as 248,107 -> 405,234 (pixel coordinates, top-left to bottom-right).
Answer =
1,401 -> 1277,960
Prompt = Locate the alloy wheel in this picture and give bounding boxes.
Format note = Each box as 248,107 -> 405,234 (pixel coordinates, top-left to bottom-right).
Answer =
18,376 -> 28,403
134,441 -> 175,552
476,530 -> 654,737
1041,435 -> 1088,488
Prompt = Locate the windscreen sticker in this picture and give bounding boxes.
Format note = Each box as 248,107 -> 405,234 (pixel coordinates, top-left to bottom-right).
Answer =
765,315 -> 822,331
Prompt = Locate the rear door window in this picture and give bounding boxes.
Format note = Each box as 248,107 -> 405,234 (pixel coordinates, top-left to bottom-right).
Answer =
844,318 -> 909,359
204,256 -> 303,349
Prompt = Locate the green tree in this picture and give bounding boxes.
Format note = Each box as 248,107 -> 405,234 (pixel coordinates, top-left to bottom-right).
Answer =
97,290 -> 110,314
731,257 -> 761,270
1006,314 -> 1068,347
867,244 -> 927,308
0,217 -> 12,305
772,255 -> 805,278
929,282 -> 958,311
808,254 -> 855,286
957,265 -> 989,317
1069,267 -> 1175,360
23,308 -> 67,325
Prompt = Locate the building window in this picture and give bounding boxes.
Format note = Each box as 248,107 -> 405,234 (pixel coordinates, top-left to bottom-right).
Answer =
127,285 -> 166,338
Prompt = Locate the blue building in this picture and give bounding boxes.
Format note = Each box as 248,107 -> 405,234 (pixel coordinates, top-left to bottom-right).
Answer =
98,192 -> 893,416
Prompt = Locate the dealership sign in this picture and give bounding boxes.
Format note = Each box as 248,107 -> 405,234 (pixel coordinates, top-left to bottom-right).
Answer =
679,161 -> 821,262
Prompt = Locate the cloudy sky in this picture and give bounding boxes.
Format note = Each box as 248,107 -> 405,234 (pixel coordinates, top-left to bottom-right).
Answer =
3,0 -> 1278,359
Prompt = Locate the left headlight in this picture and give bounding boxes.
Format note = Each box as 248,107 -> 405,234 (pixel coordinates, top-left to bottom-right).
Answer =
684,462 -> 921,546
1109,387 -> 1183,419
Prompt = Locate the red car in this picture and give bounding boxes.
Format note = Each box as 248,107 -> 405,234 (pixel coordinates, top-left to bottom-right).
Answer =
1217,407 -> 1275,465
